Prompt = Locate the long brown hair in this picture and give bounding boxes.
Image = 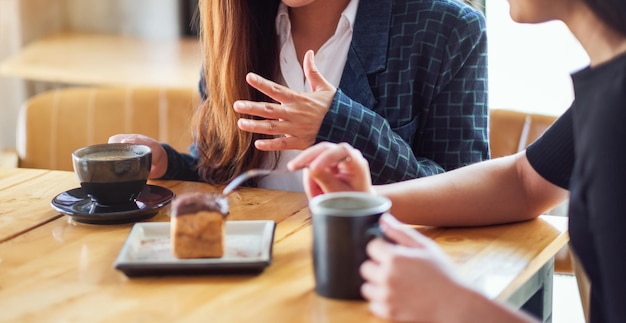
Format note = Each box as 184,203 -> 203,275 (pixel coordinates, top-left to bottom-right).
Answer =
194,0 -> 281,184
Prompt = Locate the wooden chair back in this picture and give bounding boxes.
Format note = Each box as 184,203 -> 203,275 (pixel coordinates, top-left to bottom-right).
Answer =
16,87 -> 199,171
489,108 -> 557,158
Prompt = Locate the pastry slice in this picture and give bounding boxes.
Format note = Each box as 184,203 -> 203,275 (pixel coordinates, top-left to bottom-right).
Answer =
170,192 -> 229,258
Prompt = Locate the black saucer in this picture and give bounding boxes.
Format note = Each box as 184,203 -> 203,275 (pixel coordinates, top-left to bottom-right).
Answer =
51,185 -> 175,225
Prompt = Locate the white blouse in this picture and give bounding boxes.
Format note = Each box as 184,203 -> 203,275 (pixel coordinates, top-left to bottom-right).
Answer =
258,0 -> 358,192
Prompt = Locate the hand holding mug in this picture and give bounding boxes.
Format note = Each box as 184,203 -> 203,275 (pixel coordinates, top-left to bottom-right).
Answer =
360,213 -> 464,322
108,134 -> 168,179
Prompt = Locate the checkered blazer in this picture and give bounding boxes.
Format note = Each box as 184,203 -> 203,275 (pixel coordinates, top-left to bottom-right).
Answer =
321,0 -> 489,184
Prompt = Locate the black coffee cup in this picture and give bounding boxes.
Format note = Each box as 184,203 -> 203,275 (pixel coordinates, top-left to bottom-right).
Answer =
309,192 -> 392,300
72,143 -> 152,205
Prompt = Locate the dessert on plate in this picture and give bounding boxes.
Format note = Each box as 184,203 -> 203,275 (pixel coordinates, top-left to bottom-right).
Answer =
170,192 -> 229,258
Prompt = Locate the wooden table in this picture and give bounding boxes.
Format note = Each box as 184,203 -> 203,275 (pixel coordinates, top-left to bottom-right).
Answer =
0,32 -> 201,89
0,168 -> 568,322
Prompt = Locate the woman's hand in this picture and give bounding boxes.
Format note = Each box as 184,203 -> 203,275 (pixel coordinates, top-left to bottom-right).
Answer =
360,213 -> 465,322
233,50 -> 336,151
108,134 -> 168,179
287,142 -> 373,199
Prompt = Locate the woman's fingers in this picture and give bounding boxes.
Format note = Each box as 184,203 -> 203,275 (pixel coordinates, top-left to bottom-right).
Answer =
234,52 -> 335,152
107,134 -> 168,179
287,142 -> 357,170
245,72 -> 295,103
234,100 -> 287,120
287,142 -> 373,194
379,213 -> 433,248
303,50 -> 335,92
287,142 -> 340,170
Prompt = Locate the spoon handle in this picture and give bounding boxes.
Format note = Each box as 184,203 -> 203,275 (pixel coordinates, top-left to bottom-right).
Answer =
222,169 -> 275,196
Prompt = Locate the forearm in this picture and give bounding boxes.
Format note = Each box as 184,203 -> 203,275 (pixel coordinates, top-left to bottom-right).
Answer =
375,152 -> 568,226
159,144 -> 201,181
444,285 -> 538,323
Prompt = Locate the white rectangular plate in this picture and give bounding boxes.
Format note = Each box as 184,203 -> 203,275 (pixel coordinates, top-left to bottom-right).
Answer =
114,220 -> 276,277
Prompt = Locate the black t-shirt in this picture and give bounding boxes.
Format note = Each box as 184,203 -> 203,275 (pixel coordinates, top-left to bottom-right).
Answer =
526,52 -> 626,323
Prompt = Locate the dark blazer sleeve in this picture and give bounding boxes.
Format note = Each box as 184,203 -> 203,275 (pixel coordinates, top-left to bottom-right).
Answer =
159,144 -> 201,181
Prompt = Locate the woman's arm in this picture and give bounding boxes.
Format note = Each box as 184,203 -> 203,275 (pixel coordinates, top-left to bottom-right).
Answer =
108,133 -> 200,181
159,144 -> 201,181
289,143 -> 568,226
377,151 -> 568,226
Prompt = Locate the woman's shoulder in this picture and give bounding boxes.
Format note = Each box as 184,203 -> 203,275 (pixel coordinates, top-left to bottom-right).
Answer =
369,0 -> 486,41
355,0 -> 485,41
389,0 -> 485,24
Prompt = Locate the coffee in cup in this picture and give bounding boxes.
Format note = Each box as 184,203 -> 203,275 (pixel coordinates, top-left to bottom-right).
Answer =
309,192 -> 392,300
72,143 -> 152,205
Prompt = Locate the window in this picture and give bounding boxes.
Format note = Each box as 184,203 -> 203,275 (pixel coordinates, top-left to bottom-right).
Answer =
486,0 -> 589,116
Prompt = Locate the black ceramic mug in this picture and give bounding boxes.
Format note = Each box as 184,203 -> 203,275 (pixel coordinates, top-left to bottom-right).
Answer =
309,192 -> 392,300
72,143 -> 152,205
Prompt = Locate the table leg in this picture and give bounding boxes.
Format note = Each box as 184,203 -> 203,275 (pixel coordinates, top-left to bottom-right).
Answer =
506,258 -> 554,323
